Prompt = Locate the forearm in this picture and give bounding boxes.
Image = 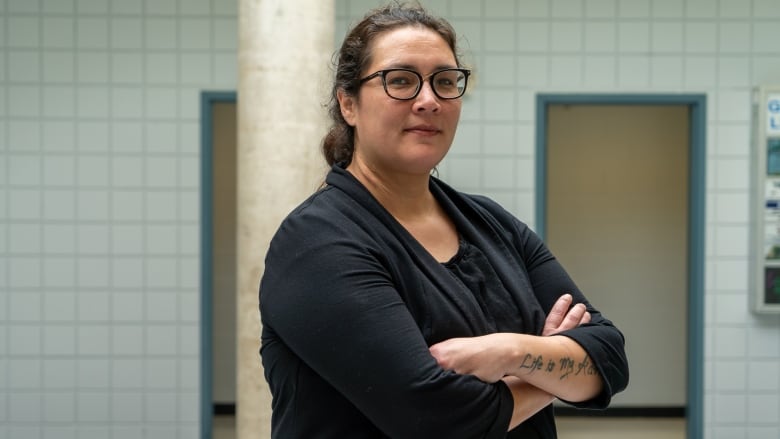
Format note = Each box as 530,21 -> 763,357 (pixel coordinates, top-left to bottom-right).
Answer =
502,377 -> 555,431
505,334 -> 603,402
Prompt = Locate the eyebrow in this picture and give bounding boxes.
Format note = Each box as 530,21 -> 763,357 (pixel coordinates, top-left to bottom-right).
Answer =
382,63 -> 459,72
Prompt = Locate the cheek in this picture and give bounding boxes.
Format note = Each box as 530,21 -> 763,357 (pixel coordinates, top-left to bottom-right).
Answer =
445,106 -> 462,129
367,105 -> 404,130
450,102 -> 463,118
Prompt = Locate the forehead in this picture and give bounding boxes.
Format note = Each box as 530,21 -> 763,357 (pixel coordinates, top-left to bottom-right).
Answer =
367,26 -> 456,69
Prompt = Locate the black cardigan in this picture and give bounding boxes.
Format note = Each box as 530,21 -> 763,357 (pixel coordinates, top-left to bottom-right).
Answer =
259,164 -> 629,438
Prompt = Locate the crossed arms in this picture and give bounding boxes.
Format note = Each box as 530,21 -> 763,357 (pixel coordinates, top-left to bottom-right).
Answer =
429,293 -> 602,430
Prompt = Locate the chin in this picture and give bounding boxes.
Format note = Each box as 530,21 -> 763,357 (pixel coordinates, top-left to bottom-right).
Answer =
407,157 -> 446,175
396,144 -> 450,172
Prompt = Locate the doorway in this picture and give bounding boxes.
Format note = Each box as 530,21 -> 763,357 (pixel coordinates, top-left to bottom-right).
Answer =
200,91 -> 238,439
536,95 -> 705,439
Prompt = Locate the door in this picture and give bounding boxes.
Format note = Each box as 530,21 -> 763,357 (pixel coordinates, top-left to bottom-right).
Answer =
211,101 -> 238,411
200,92 -> 239,439
546,104 -> 689,409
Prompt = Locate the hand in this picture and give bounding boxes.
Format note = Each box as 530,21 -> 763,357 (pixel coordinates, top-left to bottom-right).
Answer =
542,294 -> 590,336
429,333 -> 517,383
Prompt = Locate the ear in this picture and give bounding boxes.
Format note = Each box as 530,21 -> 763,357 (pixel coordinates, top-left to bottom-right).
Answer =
337,89 -> 357,127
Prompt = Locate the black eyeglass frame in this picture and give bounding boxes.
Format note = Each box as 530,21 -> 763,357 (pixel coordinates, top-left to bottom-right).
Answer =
358,68 -> 471,101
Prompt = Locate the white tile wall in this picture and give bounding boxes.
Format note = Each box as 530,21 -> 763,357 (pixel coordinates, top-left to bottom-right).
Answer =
1,0 -> 232,435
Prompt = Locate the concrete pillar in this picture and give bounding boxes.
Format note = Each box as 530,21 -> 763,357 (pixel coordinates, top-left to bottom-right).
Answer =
236,1 -> 333,437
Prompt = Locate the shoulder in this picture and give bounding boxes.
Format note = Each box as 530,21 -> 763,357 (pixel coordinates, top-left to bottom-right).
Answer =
462,192 -> 513,219
272,185 -> 362,246
267,180 -> 396,268
434,178 -> 531,232
432,179 -> 545,258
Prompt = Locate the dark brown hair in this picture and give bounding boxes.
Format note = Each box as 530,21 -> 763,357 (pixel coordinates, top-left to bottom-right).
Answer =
321,2 -> 462,166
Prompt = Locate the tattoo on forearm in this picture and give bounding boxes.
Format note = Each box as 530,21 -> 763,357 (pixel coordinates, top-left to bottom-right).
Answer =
518,353 -> 597,380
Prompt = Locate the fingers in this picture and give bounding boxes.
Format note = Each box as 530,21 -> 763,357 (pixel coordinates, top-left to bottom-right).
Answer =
428,341 -> 451,368
542,294 -> 572,336
543,294 -> 591,336
561,303 -> 587,329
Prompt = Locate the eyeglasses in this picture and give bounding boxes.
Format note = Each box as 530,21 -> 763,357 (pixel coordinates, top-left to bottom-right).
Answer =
359,68 -> 471,100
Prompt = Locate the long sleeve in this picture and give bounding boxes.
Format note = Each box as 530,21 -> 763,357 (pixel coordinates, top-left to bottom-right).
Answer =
261,167 -> 628,438
260,187 -> 514,438
520,227 -> 629,407
467,193 -> 630,409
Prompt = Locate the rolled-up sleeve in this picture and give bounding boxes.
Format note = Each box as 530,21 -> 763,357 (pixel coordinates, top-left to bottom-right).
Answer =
514,217 -> 630,408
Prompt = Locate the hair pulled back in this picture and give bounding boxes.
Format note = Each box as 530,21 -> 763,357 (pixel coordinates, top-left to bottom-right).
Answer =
321,2 -> 462,166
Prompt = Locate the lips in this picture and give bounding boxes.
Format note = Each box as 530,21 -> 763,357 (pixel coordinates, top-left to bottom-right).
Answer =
405,124 -> 441,134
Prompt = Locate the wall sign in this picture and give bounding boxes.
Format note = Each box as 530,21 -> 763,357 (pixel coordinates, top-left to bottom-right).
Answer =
753,86 -> 780,313
769,94 -> 780,136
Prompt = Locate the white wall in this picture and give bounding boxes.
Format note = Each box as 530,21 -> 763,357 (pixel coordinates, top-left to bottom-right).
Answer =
2,0 -> 779,438
0,0 -> 237,437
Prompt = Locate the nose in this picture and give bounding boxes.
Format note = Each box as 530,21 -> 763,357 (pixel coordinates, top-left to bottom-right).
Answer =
412,80 -> 441,113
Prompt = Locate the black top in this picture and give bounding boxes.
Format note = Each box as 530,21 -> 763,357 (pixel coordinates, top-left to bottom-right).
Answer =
259,164 -> 629,438
444,238 -> 556,439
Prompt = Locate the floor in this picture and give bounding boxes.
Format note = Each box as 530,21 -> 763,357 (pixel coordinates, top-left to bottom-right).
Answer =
213,415 -> 686,438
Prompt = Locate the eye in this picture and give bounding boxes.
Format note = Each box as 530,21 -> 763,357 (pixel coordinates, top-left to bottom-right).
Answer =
384,71 -> 417,88
388,77 -> 411,85
434,73 -> 459,88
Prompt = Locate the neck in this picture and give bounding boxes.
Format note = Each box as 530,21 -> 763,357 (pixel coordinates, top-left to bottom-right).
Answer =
346,158 -> 436,221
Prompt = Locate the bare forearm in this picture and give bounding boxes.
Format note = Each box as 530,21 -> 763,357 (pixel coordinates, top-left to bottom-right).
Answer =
430,295 -> 605,404
503,377 -> 555,430
506,334 -> 602,402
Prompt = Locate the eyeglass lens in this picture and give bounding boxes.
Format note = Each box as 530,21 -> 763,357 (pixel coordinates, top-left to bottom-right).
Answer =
384,69 -> 467,99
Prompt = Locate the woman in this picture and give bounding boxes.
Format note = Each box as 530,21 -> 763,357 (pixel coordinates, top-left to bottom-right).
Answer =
259,3 -> 629,438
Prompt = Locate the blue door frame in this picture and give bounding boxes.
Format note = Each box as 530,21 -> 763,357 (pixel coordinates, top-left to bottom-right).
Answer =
535,94 -> 705,439
200,91 -> 237,439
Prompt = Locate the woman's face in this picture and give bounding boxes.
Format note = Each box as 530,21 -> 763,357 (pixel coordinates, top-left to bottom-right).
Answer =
339,26 -> 462,177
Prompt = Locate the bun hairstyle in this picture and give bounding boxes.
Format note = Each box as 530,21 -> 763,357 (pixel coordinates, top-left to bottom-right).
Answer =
321,2 -> 462,166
